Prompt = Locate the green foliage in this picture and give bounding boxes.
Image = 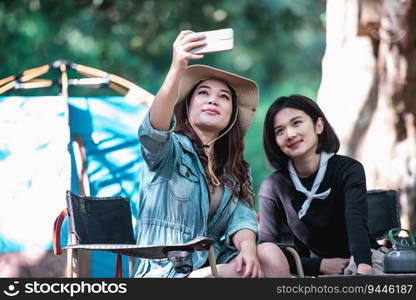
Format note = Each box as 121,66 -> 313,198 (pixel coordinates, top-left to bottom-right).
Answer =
0,0 -> 326,208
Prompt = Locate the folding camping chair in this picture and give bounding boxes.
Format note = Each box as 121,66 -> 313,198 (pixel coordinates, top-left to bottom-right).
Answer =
366,189 -> 401,245
276,189 -> 401,277
53,191 -> 218,278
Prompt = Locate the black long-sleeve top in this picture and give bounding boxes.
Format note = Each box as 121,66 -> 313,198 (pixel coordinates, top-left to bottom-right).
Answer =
259,154 -> 373,276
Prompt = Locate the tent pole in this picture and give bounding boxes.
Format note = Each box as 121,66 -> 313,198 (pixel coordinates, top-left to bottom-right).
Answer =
0,75 -> 15,86
61,62 -> 94,277
71,135 -> 92,278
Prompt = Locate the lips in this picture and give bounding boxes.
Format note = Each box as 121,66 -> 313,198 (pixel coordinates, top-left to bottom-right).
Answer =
202,108 -> 220,115
287,140 -> 302,149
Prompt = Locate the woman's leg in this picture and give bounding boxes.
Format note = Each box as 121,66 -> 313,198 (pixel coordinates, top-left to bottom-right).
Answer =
257,242 -> 291,277
188,243 -> 290,278
187,260 -> 240,278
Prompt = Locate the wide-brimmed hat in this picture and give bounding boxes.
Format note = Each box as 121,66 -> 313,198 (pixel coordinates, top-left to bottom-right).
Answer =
174,64 -> 259,136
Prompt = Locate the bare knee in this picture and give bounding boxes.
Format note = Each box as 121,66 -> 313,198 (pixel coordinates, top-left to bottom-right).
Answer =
257,242 -> 286,263
257,242 -> 290,277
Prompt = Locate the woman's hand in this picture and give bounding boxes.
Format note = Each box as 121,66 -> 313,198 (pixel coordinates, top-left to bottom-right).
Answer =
232,229 -> 264,278
357,263 -> 373,275
320,258 -> 350,275
170,30 -> 206,74
235,240 -> 264,278
149,30 -> 206,131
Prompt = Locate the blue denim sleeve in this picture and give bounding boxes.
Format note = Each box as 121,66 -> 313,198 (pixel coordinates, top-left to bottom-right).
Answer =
138,111 -> 177,170
224,201 -> 259,250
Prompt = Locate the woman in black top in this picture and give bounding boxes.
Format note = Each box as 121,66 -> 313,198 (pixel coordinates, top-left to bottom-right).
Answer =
259,94 -> 373,276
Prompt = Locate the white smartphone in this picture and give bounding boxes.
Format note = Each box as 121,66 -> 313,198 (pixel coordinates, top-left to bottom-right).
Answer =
190,28 -> 234,54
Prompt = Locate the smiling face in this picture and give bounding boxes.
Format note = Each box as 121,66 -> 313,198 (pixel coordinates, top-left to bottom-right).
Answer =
273,107 -> 323,161
188,79 -> 234,137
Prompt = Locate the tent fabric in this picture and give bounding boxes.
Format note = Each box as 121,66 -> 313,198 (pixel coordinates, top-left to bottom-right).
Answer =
68,96 -> 148,277
0,96 -> 71,253
0,96 -> 148,277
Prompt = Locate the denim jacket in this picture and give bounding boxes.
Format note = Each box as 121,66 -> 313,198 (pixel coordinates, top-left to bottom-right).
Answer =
132,112 -> 258,277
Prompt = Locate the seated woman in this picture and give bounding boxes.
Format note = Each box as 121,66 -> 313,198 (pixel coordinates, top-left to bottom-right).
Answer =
259,94 -> 373,276
133,30 -> 289,278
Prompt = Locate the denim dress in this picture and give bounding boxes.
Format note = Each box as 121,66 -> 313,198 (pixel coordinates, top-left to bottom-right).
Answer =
132,112 -> 258,278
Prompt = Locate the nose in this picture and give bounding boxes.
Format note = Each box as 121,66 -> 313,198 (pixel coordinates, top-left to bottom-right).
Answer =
207,96 -> 219,106
286,126 -> 297,140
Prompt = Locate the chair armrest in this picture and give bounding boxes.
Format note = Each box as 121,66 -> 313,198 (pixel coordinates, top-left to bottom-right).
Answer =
53,208 -> 68,255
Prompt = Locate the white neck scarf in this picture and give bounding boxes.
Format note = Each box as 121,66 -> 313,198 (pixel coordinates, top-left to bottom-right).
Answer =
288,152 -> 334,219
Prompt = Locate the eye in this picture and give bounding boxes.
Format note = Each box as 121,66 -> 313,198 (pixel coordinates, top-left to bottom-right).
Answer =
220,94 -> 230,101
198,90 -> 208,96
275,128 -> 284,136
293,120 -> 302,126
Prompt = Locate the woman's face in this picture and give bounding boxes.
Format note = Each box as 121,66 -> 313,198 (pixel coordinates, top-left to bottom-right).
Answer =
273,107 -> 323,161
188,79 -> 234,135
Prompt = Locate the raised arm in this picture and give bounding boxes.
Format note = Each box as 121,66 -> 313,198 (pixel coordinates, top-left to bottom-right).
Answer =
150,30 -> 205,131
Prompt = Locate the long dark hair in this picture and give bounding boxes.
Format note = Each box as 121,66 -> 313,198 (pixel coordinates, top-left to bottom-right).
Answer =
175,80 -> 254,207
263,94 -> 340,170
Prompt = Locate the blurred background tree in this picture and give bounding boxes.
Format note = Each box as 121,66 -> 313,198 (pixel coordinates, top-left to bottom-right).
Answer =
318,0 -> 416,233
0,0 -> 326,207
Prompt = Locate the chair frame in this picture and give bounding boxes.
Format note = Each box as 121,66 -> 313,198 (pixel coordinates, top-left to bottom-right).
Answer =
53,193 -> 218,278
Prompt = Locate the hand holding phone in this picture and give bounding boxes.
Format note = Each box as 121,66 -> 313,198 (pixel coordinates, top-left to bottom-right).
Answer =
190,28 -> 234,54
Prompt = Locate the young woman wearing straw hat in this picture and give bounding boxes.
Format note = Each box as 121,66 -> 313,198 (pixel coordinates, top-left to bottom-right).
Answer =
133,31 -> 290,278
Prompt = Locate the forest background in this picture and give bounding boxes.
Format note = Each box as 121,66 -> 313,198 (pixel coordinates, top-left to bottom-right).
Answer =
0,0 -> 327,206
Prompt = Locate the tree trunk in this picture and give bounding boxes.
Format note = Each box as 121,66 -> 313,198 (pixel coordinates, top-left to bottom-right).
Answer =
318,0 -> 416,233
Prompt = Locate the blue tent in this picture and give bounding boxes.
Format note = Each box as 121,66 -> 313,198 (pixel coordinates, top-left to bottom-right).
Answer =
0,61 -> 154,277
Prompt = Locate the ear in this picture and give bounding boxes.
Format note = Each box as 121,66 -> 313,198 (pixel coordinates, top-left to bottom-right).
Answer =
315,117 -> 324,135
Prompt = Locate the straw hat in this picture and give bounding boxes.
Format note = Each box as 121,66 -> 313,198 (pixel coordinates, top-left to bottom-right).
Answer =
174,64 -> 259,136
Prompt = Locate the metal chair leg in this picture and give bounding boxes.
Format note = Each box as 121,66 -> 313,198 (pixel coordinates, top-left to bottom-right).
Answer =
66,233 -> 79,278
208,246 -> 218,277
285,246 -> 304,278
129,256 -> 134,277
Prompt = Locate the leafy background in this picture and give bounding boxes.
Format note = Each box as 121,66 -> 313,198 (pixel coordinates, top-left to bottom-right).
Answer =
0,0 -> 326,208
